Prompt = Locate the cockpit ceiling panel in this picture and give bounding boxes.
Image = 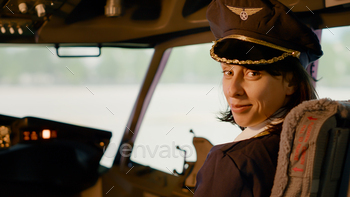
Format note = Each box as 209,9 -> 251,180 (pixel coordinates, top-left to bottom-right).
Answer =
182,0 -> 211,17
0,0 -> 350,44
0,0 -> 75,43
37,0 -> 209,43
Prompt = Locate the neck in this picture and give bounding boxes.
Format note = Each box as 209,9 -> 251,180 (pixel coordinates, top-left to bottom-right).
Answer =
234,108 -> 286,142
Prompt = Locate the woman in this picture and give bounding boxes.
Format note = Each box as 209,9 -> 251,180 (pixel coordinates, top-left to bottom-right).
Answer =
194,0 -> 323,196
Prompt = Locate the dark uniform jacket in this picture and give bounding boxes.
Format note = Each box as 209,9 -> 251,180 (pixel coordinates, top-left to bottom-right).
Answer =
194,133 -> 280,197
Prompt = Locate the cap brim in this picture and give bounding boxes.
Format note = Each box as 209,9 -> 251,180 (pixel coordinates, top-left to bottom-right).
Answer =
211,35 -> 301,65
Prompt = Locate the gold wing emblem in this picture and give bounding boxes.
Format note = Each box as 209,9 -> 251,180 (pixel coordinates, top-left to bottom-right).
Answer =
226,5 -> 263,20
226,6 -> 244,15
244,8 -> 263,15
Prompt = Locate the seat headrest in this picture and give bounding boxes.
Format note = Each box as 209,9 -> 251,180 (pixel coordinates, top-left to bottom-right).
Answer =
271,98 -> 350,196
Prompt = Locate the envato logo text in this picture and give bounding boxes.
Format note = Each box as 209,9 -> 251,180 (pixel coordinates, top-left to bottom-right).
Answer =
103,141 -> 194,159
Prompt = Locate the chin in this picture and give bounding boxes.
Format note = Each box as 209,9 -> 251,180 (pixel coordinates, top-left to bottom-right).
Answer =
233,118 -> 250,128
233,113 -> 267,128
234,116 -> 262,128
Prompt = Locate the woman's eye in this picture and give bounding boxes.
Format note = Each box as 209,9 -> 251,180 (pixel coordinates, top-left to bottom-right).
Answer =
222,70 -> 232,76
246,71 -> 261,78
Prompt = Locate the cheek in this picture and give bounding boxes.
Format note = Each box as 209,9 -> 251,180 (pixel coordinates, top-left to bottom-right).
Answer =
222,80 -> 230,99
258,82 -> 287,111
245,83 -> 268,103
248,80 -> 285,110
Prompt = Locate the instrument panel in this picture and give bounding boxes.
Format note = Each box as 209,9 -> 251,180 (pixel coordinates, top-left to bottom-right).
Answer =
0,114 -> 112,196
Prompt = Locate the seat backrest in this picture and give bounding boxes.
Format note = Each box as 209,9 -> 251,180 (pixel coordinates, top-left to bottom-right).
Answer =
271,98 -> 350,197
185,137 -> 213,188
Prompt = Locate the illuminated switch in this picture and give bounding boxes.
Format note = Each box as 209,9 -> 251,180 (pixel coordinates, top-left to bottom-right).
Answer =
35,4 -> 46,17
42,129 -> 51,139
17,27 -> 23,35
0,26 -> 5,34
3,135 -> 9,142
31,131 -> 38,140
0,126 -> 9,136
0,127 -> 11,148
18,2 -> 28,14
9,26 -> 15,34
105,0 -> 122,17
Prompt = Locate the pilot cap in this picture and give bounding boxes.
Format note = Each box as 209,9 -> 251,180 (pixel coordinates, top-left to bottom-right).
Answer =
207,0 -> 323,68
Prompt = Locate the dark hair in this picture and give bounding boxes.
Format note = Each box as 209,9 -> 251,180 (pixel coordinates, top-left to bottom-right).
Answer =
217,56 -> 318,134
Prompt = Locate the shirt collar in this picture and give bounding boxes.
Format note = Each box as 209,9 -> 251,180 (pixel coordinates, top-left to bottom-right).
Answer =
233,108 -> 286,142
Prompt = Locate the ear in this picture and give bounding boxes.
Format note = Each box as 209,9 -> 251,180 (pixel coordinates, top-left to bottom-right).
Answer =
284,73 -> 296,96
285,83 -> 296,96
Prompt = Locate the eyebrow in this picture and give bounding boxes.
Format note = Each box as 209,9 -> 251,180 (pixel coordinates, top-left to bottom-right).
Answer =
221,64 -> 234,71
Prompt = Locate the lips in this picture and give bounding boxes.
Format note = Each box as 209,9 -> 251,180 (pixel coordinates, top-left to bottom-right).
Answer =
231,104 -> 252,113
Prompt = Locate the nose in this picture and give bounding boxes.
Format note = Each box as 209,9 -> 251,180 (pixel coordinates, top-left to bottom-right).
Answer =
226,74 -> 245,98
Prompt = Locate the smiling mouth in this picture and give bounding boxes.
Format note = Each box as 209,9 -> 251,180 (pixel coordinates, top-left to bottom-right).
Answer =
231,104 -> 252,113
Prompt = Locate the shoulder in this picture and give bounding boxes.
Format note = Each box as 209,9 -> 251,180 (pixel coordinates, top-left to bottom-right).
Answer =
195,134 -> 281,197
207,133 -> 280,159
244,133 -> 280,157
227,133 -> 279,151
198,141 -> 241,172
195,141 -> 249,196
202,133 -> 280,168
224,133 -> 281,168
205,141 -> 237,159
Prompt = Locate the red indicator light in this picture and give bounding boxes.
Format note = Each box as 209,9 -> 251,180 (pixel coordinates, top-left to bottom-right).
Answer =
42,129 -> 51,139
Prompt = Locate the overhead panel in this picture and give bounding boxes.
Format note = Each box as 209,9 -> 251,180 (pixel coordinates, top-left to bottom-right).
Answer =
279,0 -> 324,12
0,0 -> 68,43
325,0 -> 350,7
0,0 -> 350,44
38,0 -> 209,44
182,0 -> 211,17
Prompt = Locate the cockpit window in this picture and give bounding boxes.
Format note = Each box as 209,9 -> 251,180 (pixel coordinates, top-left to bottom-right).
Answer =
131,43 -> 240,174
0,46 -> 153,168
317,26 -> 350,99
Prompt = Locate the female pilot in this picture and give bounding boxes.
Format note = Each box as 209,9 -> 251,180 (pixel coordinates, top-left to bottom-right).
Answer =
194,0 -> 323,196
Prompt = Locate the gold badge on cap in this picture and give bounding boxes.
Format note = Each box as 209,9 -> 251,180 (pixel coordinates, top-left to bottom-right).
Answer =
226,5 -> 263,21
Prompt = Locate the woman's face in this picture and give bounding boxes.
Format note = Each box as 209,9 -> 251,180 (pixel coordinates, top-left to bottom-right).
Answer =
221,63 -> 294,127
